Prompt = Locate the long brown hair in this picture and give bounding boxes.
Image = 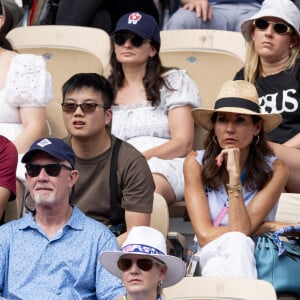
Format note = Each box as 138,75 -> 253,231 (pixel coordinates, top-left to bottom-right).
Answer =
201,113 -> 274,191
108,39 -> 174,106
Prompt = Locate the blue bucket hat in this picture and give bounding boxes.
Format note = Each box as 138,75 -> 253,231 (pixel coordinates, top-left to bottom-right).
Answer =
113,11 -> 161,45
22,138 -> 75,169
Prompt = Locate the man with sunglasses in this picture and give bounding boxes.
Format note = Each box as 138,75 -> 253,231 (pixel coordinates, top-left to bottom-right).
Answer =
0,138 -> 125,299
61,73 -> 155,246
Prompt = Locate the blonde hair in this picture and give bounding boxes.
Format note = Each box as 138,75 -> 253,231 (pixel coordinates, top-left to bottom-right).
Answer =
244,34 -> 300,84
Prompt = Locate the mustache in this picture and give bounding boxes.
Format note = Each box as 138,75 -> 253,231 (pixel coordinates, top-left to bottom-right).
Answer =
35,185 -> 53,191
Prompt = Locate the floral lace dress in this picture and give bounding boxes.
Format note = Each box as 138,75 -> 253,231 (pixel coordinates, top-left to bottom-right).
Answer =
111,69 -> 201,200
0,54 -> 53,180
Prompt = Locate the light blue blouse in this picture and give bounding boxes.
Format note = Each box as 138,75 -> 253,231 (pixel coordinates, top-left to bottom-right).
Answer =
0,206 -> 125,300
195,150 -> 278,226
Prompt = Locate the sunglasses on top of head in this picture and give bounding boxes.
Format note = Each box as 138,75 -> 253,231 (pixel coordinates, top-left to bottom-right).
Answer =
253,18 -> 293,35
61,102 -> 108,114
25,163 -> 73,177
117,257 -> 164,272
112,33 -> 147,47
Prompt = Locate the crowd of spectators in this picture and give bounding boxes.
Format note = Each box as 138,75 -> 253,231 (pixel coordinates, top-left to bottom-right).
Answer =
0,0 -> 299,298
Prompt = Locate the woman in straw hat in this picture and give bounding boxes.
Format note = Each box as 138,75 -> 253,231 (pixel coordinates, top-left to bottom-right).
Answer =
234,0 -> 300,193
184,80 -> 288,278
99,226 -> 186,300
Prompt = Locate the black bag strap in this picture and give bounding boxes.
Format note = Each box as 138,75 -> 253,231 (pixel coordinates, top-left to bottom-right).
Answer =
109,138 -> 123,224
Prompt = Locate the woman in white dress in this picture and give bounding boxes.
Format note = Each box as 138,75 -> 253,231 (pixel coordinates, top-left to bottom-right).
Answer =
109,11 -> 201,204
0,1 -> 52,211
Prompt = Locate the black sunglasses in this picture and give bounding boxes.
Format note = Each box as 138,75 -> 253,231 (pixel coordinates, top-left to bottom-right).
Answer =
112,33 -> 146,47
253,19 -> 293,35
117,257 -> 164,272
25,163 -> 73,177
61,103 -> 107,114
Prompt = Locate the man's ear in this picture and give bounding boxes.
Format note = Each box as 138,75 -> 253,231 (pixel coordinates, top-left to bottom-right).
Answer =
68,170 -> 79,187
105,108 -> 113,125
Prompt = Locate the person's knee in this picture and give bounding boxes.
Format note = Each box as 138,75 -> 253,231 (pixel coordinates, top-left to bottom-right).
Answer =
152,173 -> 176,205
222,231 -> 254,253
166,8 -> 199,29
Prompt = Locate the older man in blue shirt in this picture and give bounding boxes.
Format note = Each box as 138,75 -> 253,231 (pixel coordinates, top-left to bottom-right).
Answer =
0,138 -> 125,300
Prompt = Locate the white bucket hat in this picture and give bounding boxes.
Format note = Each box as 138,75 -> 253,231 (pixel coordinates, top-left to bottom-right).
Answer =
241,0 -> 300,41
192,80 -> 282,133
99,226 -> 186,288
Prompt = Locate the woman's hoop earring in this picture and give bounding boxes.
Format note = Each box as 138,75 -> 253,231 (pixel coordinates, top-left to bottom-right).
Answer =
213,135 -> 218,145
158,281 -> 163,287
254,135 -> 260,146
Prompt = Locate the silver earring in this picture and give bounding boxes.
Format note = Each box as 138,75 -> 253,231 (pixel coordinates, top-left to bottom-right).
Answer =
158,281 -> 163,287
254,135 -> 260,146
289,44 -> 293,48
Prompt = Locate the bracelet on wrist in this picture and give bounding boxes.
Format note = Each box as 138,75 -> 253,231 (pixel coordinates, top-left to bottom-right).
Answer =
226,183 -> 242,191
227,184 -> 242,198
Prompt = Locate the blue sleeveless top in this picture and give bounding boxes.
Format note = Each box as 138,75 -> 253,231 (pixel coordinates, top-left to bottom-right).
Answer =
195,150 -> 278,226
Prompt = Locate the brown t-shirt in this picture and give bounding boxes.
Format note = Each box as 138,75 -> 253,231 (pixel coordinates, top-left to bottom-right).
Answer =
64,135 -> 154,225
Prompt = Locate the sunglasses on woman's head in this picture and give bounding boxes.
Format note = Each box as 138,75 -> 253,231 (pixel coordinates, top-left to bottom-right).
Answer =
25,163 -> 73,177
117,257 -> 164,272
112,33 -> 146,47
253,19 -> 293,35
61,103 -> 107,114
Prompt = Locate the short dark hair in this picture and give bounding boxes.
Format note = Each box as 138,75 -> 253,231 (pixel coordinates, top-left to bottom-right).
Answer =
62,73 -> 114,108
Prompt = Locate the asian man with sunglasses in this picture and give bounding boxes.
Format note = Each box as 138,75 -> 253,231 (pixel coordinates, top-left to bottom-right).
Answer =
61,73 -> 155,246
0,138 -> 125,299
234,0 -> 300,194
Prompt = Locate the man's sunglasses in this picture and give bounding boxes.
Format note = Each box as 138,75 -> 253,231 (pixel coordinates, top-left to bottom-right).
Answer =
253,19 -> 293,35
25,163 -> 73,177
117,257 -> 164,272
61,103 -> 107,114
112,33 -> 146,47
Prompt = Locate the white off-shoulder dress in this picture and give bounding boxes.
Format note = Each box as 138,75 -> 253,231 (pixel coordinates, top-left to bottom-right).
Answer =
0,54 -> 53,181
111,69 -> 201,200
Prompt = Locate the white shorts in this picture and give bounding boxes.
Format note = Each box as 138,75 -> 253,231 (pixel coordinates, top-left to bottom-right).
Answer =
199,232 -> 257,278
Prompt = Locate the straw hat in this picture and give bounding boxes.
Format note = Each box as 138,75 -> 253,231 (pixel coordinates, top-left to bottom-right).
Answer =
191,80 -> 282,132
241,0 -> 300,41
99,226 -> 186,288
